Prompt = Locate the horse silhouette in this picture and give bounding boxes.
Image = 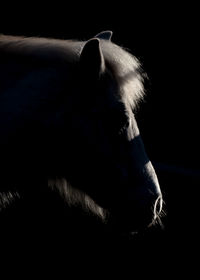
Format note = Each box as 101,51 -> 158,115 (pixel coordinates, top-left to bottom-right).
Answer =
0,31 -> 162,235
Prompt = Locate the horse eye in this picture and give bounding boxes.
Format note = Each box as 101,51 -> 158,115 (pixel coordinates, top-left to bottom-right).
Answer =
103,107 -> 130,135
119,117 -> 130,134
112,112 -> 130,135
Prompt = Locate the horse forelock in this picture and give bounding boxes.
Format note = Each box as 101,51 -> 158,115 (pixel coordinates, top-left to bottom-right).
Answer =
100,40 -> 145,110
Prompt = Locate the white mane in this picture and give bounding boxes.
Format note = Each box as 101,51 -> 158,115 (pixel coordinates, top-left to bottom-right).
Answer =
0,34 -> 145,109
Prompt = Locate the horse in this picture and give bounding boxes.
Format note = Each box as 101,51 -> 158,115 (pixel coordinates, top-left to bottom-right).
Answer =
0,31 -> 162,236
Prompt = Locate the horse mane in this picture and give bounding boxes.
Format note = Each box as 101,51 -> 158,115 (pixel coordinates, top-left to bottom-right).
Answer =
0,34 -> 145,109
48,178 -> 108,221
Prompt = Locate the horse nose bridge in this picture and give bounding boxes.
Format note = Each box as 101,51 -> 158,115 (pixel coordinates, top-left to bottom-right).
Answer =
126,161 -> 162,211
129,160 -> 160,188
141,161 -> 161,195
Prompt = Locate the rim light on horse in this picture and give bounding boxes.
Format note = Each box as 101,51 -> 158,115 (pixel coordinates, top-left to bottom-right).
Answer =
0,31 -> 162,233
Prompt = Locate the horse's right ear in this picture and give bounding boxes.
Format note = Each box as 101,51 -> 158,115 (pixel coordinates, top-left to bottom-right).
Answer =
80,38 -> 105,80
95,30 -> 113,41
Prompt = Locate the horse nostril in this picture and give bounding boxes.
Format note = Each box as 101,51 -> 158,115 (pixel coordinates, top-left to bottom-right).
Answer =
154,196 -> 163,218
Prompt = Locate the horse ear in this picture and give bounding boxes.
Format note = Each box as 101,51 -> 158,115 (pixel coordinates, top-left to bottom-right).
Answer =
80,38 -> 105,79
95,30 -> 113,41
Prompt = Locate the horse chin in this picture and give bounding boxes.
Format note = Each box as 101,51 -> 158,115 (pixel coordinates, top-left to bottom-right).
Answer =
107,209 -> 160,237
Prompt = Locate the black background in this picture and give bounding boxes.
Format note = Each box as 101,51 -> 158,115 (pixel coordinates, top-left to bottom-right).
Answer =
0,2 -> 199,276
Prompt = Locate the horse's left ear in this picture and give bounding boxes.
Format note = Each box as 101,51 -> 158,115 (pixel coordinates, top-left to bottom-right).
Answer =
80,38 -> 105,79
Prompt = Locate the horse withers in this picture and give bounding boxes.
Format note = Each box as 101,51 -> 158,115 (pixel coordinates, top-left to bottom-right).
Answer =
0,31 -> 162,235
